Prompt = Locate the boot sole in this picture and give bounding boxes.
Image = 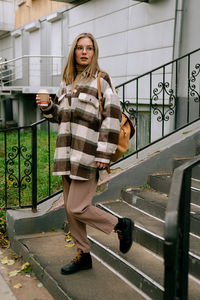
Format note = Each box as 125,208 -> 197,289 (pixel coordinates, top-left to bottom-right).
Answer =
61,265 -> 92,275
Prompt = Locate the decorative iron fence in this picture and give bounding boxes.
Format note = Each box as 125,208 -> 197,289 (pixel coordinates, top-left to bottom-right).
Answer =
0,120 -> 62,211
115,47 -> 200,157
164,155 -> 200,300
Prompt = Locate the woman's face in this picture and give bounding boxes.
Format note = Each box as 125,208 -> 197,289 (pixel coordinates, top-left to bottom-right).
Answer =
75,37 -> 94,66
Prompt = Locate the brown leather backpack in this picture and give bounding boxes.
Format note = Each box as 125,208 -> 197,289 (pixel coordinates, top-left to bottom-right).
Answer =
97,72 -> 135,168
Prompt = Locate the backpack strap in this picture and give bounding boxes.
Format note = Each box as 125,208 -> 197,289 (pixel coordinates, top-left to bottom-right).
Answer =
97,71 -> 103,115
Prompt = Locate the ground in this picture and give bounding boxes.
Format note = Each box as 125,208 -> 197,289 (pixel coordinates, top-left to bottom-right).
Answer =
0,243 -> 55,300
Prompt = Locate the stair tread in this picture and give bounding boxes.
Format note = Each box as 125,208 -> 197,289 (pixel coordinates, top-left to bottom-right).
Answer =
122,187 -> 168,206
98,200 -> 200,258
99,199 -> 165,237
122,187 -> 200,216
148,172 -> 200,194
88,226 -> 164,286
192,178 -> 200,190
87,227 -> 200,300
122,186 -> 200,238
19,230 -> 146,300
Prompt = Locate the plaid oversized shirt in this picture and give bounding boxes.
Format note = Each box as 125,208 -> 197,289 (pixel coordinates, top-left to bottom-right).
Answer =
42,71 -> 121,180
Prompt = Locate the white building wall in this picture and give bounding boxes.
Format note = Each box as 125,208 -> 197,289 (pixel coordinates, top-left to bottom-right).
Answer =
68,0 -> 176,86
66,0 -> 176,143
29,29 -> 41,87
179,0 -> 200,56
51,21 -> 62,76
0,0 -> 177,88
0,0 -> 15,32
0,35 -> 13,61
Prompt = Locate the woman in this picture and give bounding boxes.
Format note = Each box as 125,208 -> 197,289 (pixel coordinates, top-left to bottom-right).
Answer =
37,33 -> 133,275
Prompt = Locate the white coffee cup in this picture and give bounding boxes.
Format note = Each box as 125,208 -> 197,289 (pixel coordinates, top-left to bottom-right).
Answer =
38,89 -> 49,107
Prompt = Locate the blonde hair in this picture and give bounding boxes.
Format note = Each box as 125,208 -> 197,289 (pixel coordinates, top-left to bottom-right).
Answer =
62,33 -> 100,84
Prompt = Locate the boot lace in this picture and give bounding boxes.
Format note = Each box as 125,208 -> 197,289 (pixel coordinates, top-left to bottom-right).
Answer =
72,250 -> 83,263
115,229 -> 123,240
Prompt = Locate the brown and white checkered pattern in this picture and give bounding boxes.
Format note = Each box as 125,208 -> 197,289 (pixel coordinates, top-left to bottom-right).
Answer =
42,72 -> 121,180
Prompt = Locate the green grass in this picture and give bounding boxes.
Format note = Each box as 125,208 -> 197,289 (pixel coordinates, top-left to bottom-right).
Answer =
0,129 -> 62,209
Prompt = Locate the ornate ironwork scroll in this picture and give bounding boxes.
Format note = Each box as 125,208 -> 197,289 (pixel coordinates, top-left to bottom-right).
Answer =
151,82 -> 176,122
189,63 -> 200,103
120,100 -> 136,121
6,145 -> 32,190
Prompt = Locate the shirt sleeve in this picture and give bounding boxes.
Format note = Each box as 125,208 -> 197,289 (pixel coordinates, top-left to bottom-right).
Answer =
95,73 -> 122,164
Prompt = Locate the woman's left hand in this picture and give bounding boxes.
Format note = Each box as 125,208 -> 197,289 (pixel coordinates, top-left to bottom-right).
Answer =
95,161 -> 109,169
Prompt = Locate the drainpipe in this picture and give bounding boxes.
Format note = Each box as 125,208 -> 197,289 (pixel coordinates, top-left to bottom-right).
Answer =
172,0 -> 184,130
173,0 -> 184,60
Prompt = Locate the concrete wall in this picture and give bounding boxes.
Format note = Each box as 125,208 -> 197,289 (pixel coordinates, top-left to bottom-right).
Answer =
68,0 -> 176,86
179,0 -> 200,56
1,0 -> 177,86
0,0 -> 15,33
0,35 -> 13,61
174,0 -> 200,128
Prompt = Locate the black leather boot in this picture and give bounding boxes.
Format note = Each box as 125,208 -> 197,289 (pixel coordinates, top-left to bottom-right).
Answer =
61,250 -> 92,275
114,217 -> 134,254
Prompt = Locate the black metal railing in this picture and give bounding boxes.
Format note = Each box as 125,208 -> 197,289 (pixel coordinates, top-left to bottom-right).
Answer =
164,155 -> 200,300
0,55 -> 65,88
115,47 -> 200,155
0,119 -> 62,212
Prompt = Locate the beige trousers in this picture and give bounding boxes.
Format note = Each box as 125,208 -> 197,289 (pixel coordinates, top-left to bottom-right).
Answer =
62,175 -> 118,253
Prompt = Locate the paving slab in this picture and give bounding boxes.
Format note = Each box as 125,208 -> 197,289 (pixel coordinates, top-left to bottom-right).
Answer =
0,272 -> 18,300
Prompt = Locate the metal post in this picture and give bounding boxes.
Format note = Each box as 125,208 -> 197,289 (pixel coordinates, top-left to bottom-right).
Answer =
177,169 -> 191,299
175,60 -> 178,129
187,55 -> 190,123
136,79 -> 138,154
48,121 -> 51,195
18,129 -> 21,207
164,240 -> 177,300
31,124 -> 37,212
0,58 -> 3,87
4,131 -> 7,208
149,72 -> 152,143
162,66 -> 165,136
164,164 -> 192,300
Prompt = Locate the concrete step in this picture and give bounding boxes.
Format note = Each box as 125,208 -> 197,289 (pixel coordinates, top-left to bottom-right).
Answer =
88,228 -> 164,300
97,200 -> 200,280
147,172 -> 200,205
173,157 -> 200,180
16,231 -> 147,300
147,172 -> 171,195
121,187 -> 200,236
87,227 -> 200,300
88,227 -> 164,300
121,187 -> 168,220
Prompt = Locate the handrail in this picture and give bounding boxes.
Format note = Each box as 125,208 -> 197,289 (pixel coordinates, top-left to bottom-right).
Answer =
114,47 -> 200,154
0,118 -> 46,132
0,55 -> 65,66
0,54 -> 65,89
164,155 -> 200,299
